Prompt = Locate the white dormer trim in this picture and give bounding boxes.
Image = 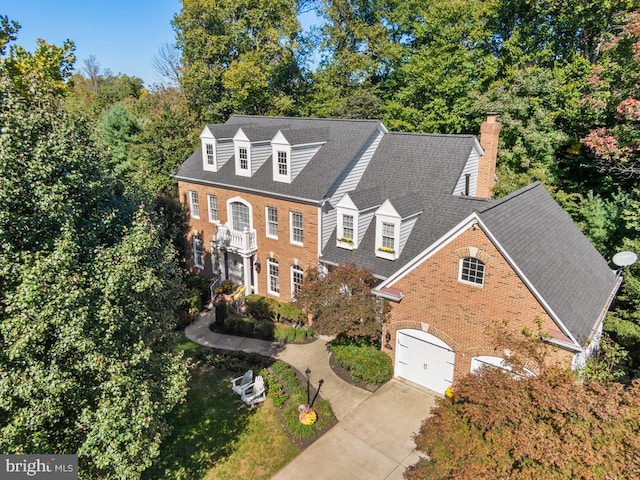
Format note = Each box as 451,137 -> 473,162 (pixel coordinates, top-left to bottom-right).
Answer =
233,128 -> 252,177
200,126 -> 217,172
336,193 -> 359,249
375,200 -> 401,260
272,131 -> 292,183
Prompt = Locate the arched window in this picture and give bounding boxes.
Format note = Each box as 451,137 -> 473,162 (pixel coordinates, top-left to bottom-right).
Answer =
291,265 -> 304,298
267,258 -> 280,295
230,201 -> 250,231
459,257 -> 485,286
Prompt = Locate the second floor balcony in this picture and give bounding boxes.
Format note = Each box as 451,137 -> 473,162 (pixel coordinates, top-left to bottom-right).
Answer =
215,223 -> 257,254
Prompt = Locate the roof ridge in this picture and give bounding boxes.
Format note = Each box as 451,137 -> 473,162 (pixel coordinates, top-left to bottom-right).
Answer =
479,181 -> 543,213
228,114 -> 383,124
386,131 -> 476,138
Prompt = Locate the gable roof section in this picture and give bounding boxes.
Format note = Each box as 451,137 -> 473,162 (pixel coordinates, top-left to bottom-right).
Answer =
174,115 -> 385,203
477,182 -> 619,346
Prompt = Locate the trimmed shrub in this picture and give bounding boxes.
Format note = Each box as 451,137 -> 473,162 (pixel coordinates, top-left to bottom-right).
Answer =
245,294 -> 280,321
274,324 -> 313,343
331,343 -> 393,385
279,302 -> 306,324
224,313 -> 256,336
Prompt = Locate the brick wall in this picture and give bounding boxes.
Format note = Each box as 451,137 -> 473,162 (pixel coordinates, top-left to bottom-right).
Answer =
385,224 -> 573,381
178,181 -> 319,302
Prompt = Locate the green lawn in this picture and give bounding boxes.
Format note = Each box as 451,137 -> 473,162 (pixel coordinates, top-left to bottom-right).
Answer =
144,339 -> 299,480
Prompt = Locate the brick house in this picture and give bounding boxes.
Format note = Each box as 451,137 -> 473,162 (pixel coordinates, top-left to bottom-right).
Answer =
173,115 -> 621,395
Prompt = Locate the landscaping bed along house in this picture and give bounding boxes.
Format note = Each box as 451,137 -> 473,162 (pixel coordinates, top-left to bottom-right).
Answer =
210,291 -> 314,344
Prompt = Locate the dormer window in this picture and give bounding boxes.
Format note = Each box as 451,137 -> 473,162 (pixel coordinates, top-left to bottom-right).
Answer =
381,222 -> 395,250
277,151 -> 288,176
205,143 -> 215,165
239,147 -> 248,170
342,215 -> 354,241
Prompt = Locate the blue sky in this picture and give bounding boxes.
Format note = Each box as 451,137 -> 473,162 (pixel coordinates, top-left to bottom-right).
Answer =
4,1 -> 320,87
4,0 -> 183,86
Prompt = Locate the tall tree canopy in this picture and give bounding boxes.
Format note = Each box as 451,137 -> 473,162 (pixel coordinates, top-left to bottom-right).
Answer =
0,20 -> 187,479
173,0 -> 307,122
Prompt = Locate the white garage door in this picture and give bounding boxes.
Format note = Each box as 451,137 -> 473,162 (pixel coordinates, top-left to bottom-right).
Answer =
395,330 -> 455,395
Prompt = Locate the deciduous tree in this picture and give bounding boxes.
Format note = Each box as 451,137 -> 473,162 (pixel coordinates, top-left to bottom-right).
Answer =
296,264 -> 388,340
406,366 -> 640,480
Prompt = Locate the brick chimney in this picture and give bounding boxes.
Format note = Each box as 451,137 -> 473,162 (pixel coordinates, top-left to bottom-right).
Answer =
477,113 -> 501,199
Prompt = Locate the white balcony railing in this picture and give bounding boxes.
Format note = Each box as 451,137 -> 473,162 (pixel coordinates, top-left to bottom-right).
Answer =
215,224 -> 257,254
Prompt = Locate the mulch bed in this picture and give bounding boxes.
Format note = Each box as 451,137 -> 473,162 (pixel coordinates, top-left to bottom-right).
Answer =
328,353 -> 383,393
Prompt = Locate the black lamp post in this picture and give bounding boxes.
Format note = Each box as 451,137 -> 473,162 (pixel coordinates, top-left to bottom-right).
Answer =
305,367 -> 311,407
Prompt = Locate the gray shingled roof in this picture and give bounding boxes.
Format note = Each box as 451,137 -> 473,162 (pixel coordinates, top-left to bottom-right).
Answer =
205,124 -> 239,138
478,182 -> 618,346
236,125 -> 284,142
280,127 -> 329,146
174,115 -> 384,203
322,132 -> 485,277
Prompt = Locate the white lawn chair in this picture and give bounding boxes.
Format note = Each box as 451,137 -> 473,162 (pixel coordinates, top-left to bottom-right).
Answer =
241,375 -> 266,406
231,369 -> 253,395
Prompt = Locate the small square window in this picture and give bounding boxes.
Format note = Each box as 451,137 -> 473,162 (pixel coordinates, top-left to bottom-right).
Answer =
460,257 -> 485,286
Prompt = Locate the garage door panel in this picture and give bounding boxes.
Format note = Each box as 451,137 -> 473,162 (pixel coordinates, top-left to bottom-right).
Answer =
395,330 -> 454,395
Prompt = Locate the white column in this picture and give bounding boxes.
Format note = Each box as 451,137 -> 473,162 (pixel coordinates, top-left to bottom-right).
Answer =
242,254 -> 251,296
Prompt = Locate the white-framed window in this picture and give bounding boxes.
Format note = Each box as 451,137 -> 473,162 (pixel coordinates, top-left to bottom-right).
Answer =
230,201 -> 251,231
205,143 -> 215,165
381,222 -> 395,250
290,212 -> 303,245
291,265 -> 304,298
267,258 -> 280,295
460,257 -> 485,286
266,206 -> 278,238
193,236 -> 204,269
239,147 -> 248,170
277,151 -> 288,176
207,194 -> 218,223
342,214 -> 354,240
189,191 -> 200,219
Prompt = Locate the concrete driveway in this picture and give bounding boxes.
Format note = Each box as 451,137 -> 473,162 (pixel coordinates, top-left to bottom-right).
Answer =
271,380 -> 436,480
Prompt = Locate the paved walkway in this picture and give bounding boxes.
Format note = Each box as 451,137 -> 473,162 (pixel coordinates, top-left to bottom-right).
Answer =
185,309 -> 436,479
